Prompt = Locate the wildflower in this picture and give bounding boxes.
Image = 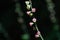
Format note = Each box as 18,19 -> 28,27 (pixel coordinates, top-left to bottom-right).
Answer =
32,8 -> 36,12
30,13 -> 33,16
26,11 -> 31,15
29,22 -> 34,26
26,5 -> 31,10
35,31 -> 40,38
36,31 -> 40,35
32,18 -> 37,22
35,34 -> 39,38
25,1 -> 30,5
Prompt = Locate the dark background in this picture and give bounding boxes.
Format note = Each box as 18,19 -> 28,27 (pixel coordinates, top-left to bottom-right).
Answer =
0,0 -> 60,40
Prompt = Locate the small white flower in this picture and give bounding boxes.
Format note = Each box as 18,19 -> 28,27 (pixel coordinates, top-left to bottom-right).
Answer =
35,31 -> 40,38
25,1 -> 30,5
27,5 -> 31,9
29,22 -> 34,26
26,11 -> 31,15
37,31 -> 40,35
32,8 -> 36,12
35,34 -> 39,38
32,18 -> 37,22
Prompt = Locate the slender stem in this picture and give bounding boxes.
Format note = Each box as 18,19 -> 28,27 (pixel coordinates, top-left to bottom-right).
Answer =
35,23 -> 44,40
27,0 -> 44,40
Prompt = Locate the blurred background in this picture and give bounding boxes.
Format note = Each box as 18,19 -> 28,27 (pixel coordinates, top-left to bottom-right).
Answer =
0,0 -> 60,40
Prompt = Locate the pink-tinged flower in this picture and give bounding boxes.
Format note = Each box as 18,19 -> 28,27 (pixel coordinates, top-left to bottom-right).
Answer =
32,8 -> 36,12
26,11 -> 31,15
35,34 -> 39,38
29,22 -> 34,26
35,31 -> 40,38
36,31 -> 40,35
32,18 -> 37,22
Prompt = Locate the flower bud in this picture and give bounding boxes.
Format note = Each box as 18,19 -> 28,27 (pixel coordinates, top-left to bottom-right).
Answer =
29,22 -> 34,26
35,34 -> 39,38
35,31 -> 40,38
32,18 -> 37,22
36,31 -> 40,35
25,1 -> 30,5
32,8 -> 36,12
26,5 -> 31,10
26,11 -> 31,15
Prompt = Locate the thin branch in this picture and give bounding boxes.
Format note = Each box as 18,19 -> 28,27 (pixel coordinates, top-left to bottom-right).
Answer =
35,23 -> 44,40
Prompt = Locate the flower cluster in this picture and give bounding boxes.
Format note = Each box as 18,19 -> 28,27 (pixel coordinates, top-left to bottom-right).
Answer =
35,31 -> 40,38
25,1 -> 44,40
25,1 -> 37,26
